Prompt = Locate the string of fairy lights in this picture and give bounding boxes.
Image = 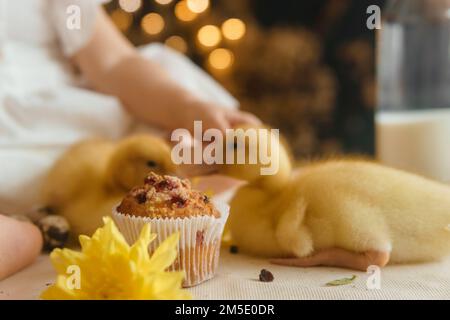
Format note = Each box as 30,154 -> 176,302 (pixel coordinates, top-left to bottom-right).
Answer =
107,0 -> 247,73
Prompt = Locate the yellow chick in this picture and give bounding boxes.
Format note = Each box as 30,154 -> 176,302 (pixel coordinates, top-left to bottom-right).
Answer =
221,126 -> 450,271
42,135 -> 176,241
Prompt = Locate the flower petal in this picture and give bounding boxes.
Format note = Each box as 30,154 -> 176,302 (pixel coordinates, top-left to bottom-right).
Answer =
80,217 -> 130,257
147,233 -> 180,272
40,276 -> 80,300
49,248 -> 84,275
130,224 -> 157,267
147,272 -> 191,300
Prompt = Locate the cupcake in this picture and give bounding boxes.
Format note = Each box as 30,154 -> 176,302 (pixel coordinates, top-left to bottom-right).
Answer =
113,172 -> 229,287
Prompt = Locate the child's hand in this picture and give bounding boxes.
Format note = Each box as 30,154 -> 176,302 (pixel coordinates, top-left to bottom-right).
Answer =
183,101 -> 262,134
172,101 -> 262,177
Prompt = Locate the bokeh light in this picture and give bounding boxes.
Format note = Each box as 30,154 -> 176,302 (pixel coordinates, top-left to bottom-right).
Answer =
118,0 -> 142,13
186,0 -> 209,14
155,0 -> 173,5
197,25 -> 222,47
110,9 -> 133,32
141,13 -> 165,35
209,48 -> 234,70
175,0 -> 198,22
222,18 -> 246,41
165,36 -> 188,54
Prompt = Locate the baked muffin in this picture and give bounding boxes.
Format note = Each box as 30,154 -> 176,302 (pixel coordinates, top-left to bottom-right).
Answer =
113,172 -> 229,287
117,173 -> 220,219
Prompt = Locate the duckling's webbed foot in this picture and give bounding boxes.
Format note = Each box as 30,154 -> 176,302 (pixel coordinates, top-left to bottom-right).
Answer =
271,248 -> 390,271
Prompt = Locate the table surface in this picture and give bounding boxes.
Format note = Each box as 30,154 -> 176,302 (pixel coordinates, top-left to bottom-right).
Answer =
1,250 -> 449,300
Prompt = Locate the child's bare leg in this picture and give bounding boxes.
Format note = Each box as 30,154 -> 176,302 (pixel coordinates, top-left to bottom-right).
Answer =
0,215 -> 43,280
271,248 -> 390,271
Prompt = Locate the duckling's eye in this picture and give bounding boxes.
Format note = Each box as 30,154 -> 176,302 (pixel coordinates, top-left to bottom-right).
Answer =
146,160 -> 158,168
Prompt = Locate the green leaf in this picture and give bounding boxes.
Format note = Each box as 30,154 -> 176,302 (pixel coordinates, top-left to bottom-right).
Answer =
325,275 -> 357,287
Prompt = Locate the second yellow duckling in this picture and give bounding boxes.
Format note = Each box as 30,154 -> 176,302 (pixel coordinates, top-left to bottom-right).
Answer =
41,134 -> 176,240
221,126 -> 450,271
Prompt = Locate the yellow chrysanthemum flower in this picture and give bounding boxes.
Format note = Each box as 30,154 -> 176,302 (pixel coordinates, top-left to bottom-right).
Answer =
41,217 -> 191,300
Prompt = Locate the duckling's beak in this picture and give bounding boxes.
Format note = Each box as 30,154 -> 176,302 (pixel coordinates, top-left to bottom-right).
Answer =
168,169 -> 182,178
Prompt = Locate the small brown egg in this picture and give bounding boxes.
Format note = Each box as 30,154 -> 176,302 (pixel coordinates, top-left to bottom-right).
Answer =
37,215 -> 70,250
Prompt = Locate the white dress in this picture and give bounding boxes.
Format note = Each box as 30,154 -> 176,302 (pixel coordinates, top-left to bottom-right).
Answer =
0,0 -> 237,214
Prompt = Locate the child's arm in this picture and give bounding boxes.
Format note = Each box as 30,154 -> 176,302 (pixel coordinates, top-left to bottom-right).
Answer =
72,9 -> 260,134
0,215 -> 43,280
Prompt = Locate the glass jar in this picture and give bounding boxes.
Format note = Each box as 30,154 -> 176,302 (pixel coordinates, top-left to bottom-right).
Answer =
376,0 -> 450,183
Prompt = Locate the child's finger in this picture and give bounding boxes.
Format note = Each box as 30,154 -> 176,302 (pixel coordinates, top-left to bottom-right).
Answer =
227,111 -> 262,127
0,215 -> 43,280
201,113 -> 229,133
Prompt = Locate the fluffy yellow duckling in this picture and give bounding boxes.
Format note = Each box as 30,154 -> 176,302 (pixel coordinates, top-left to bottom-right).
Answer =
221,126 -> 450,271
42,135 -> 176,240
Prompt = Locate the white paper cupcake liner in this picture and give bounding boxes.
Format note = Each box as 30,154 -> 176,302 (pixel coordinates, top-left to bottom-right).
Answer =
112,201 -> 229,287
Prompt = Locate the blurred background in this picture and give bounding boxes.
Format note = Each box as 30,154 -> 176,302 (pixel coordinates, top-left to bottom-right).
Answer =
104,0 -> 386,159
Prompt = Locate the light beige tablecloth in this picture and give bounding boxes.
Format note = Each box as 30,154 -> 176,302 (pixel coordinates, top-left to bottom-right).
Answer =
1,250 -> 449,300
